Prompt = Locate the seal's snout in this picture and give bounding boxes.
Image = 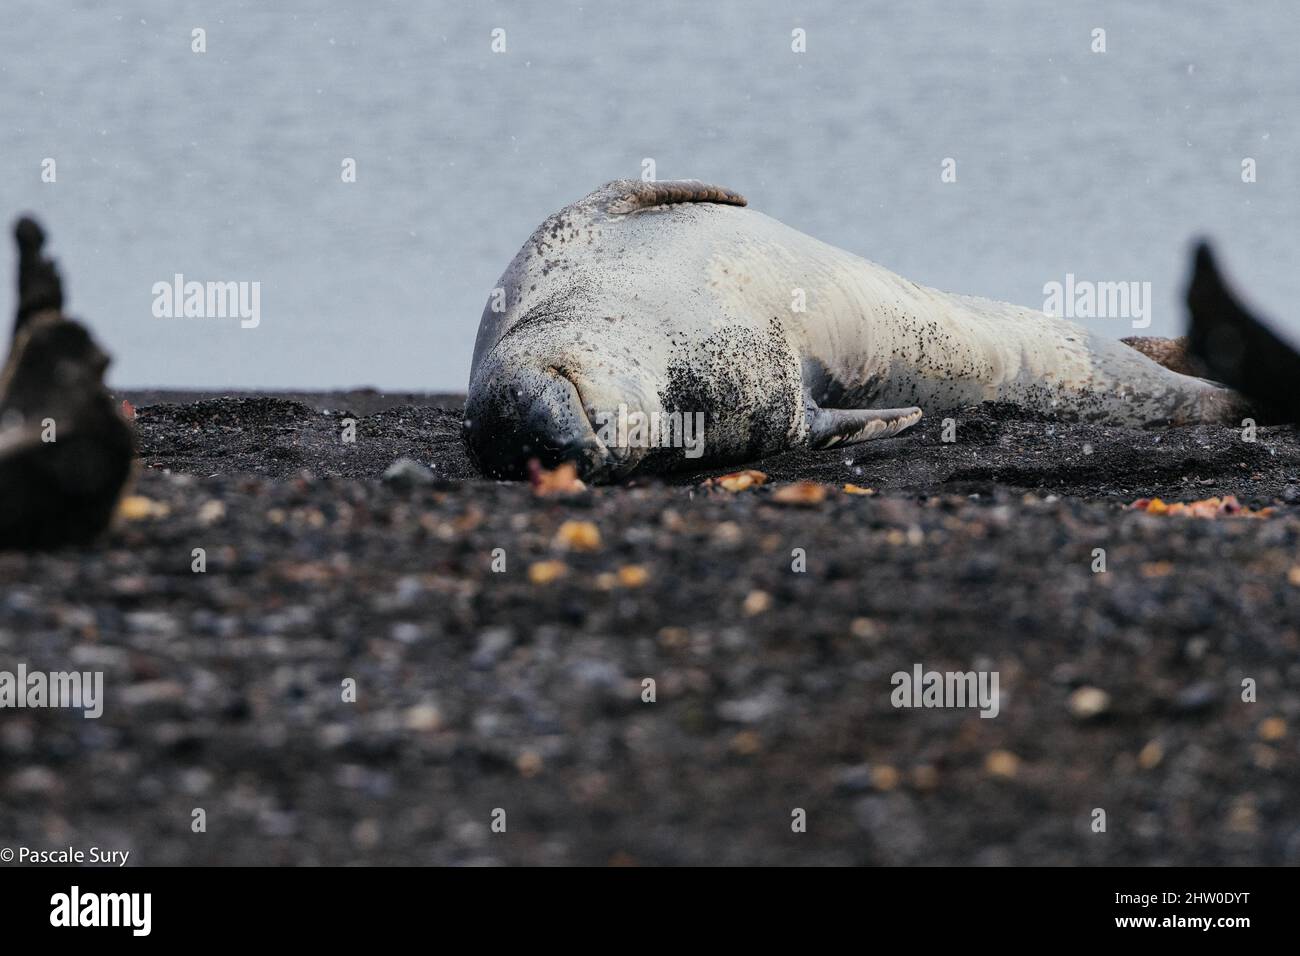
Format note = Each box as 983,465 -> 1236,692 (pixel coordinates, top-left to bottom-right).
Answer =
463,362 -> 611,481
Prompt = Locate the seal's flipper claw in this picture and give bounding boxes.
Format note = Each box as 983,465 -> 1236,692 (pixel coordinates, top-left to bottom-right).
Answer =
807,406 -> 922,449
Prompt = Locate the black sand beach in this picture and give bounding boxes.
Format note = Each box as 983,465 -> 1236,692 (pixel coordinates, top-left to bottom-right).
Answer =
2,391 -> 1298,865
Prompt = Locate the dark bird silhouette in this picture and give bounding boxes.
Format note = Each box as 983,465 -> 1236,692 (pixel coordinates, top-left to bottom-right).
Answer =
0,217 -> 134,548
1186,242 -> 1300,424
13,216 -> 65,336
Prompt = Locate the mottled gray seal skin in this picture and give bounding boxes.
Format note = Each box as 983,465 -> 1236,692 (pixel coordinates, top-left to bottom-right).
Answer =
464,180 -> 1244,481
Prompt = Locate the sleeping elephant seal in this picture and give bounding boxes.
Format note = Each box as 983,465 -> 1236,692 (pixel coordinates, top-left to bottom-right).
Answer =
463,180 -> 1249,481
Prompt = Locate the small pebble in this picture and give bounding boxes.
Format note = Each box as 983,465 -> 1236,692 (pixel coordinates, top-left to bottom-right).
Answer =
554,520 -> 601,551
1258,717 -> 1286,741
1068,686 -> 1111,719
1137,740 -> 1164,769
528,560 -> 567,585
985,750 -> 1020,779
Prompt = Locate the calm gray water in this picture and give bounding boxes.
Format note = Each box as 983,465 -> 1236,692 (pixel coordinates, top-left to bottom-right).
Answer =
3,0 -> 1296,390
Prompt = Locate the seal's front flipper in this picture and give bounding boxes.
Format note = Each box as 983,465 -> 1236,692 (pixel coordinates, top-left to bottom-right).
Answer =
806,405 -> 922,449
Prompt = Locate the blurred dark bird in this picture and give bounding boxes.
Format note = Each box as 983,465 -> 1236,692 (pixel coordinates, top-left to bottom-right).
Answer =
0,216 -> 134,549
1185,242 -> 1300,424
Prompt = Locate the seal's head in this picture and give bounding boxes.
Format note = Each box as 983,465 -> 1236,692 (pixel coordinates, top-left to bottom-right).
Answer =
463,323 -> 665,482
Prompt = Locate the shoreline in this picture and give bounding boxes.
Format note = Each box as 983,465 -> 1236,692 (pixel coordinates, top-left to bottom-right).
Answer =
113,388 -> 466,417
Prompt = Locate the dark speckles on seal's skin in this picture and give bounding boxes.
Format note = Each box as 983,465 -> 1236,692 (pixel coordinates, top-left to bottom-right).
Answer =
660,317 -> 801,468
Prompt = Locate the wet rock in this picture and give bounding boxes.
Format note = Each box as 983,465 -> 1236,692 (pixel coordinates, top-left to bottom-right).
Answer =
8,765 -> 60,795
472,628 -> 515,669
716,686 -> 785,724
1173,681 -> 1220,715
120,680 -> 187,708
